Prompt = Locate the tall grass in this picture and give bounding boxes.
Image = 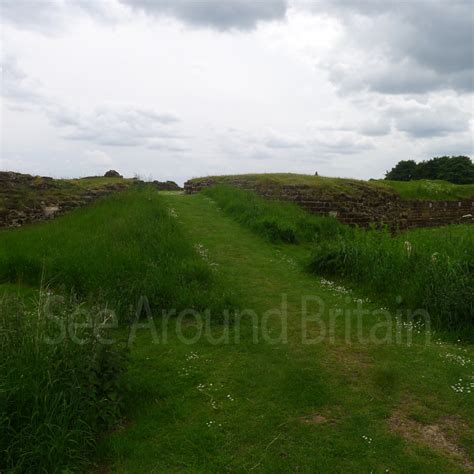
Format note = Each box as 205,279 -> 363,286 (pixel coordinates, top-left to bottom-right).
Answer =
376,179 -> 474,200
0,291 -> 127,472
0,187 -> 235,471
0,187 -> 233,320
309,225 -> 474,331
203,185 -> 345,244
204,185 -> 473,331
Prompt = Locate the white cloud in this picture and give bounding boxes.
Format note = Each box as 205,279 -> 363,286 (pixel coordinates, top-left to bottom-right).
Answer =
54,105 -> 180,147
1,58 -> 182,148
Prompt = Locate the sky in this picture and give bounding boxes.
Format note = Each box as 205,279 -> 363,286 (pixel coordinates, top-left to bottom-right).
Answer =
1,0 -> 473,185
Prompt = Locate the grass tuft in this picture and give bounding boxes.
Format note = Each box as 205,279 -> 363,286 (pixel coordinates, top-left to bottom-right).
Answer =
0,290 -> 127,473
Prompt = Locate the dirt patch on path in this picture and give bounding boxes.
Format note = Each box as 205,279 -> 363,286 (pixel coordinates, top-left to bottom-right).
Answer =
389,407 -> 473,471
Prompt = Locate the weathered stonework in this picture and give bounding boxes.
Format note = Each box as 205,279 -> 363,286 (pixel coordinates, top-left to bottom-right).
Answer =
184,178 -> 474,229
0,172 -> 130,228
152,180 -> 182,191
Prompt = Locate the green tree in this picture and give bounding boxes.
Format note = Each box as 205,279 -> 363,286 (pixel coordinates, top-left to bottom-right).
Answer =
437,156 -> 474,184
386,156 -> 473,184
385,160 -> 418,181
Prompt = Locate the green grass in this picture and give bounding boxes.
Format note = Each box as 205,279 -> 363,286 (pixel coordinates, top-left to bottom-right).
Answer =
376,179 -> 474,200
203,184 -> 345,244
309,224 -> 474,333
98,192 -> 474,472
0,287 -> 127,472
0,187 -> 235,472
188,173 -> 474,201
2,185 -> 474,472
0,187 -> 233,321
205,185 -> 473,333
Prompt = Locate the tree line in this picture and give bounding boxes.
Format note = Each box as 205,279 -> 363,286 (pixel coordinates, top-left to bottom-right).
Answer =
385,156 -> 474,184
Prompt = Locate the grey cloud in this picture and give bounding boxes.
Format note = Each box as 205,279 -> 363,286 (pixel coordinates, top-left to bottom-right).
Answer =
260,128 -> 375,157
2,0 -> 288,33
315,137 -> 375,155
422,133 -> 474,157
147,143 -> 189,153
1,57 -> 51,106
309,118 -> 391,138
309,0 -> 474,94
329,59 -> 443,95
384,99 -> 471,138
120,0 -> 288,30
393,111 -> 469,138
357,120 -> 391,137
0,0 -> 64,32
1,0 -> 123,34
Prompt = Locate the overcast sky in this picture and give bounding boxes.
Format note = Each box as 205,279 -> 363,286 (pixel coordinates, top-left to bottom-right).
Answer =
1,0 -> 473,184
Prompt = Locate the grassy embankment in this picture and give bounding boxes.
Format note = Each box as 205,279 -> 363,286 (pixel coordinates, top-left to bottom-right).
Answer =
0,174 -> 134,213
189,172 -> 474,200
204,185 -> 473,333
0,187 -> 232,472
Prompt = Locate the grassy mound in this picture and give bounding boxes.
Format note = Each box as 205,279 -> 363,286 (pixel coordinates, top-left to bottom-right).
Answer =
0,172 -> 134,215
377,179 -> 474,200
188,173 -> 474,201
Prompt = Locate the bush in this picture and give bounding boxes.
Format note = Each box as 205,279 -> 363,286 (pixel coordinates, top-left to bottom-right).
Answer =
0,292 -> 128,472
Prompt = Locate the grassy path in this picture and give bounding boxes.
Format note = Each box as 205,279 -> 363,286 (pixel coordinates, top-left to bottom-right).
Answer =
99,193 -> 473,473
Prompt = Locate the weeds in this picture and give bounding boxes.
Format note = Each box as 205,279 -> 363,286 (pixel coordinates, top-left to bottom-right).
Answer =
0,291 -> 127,472
308,225 -> 474,331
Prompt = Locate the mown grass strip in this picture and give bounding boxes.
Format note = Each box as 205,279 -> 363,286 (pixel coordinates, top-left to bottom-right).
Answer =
203,184 -> 345,244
